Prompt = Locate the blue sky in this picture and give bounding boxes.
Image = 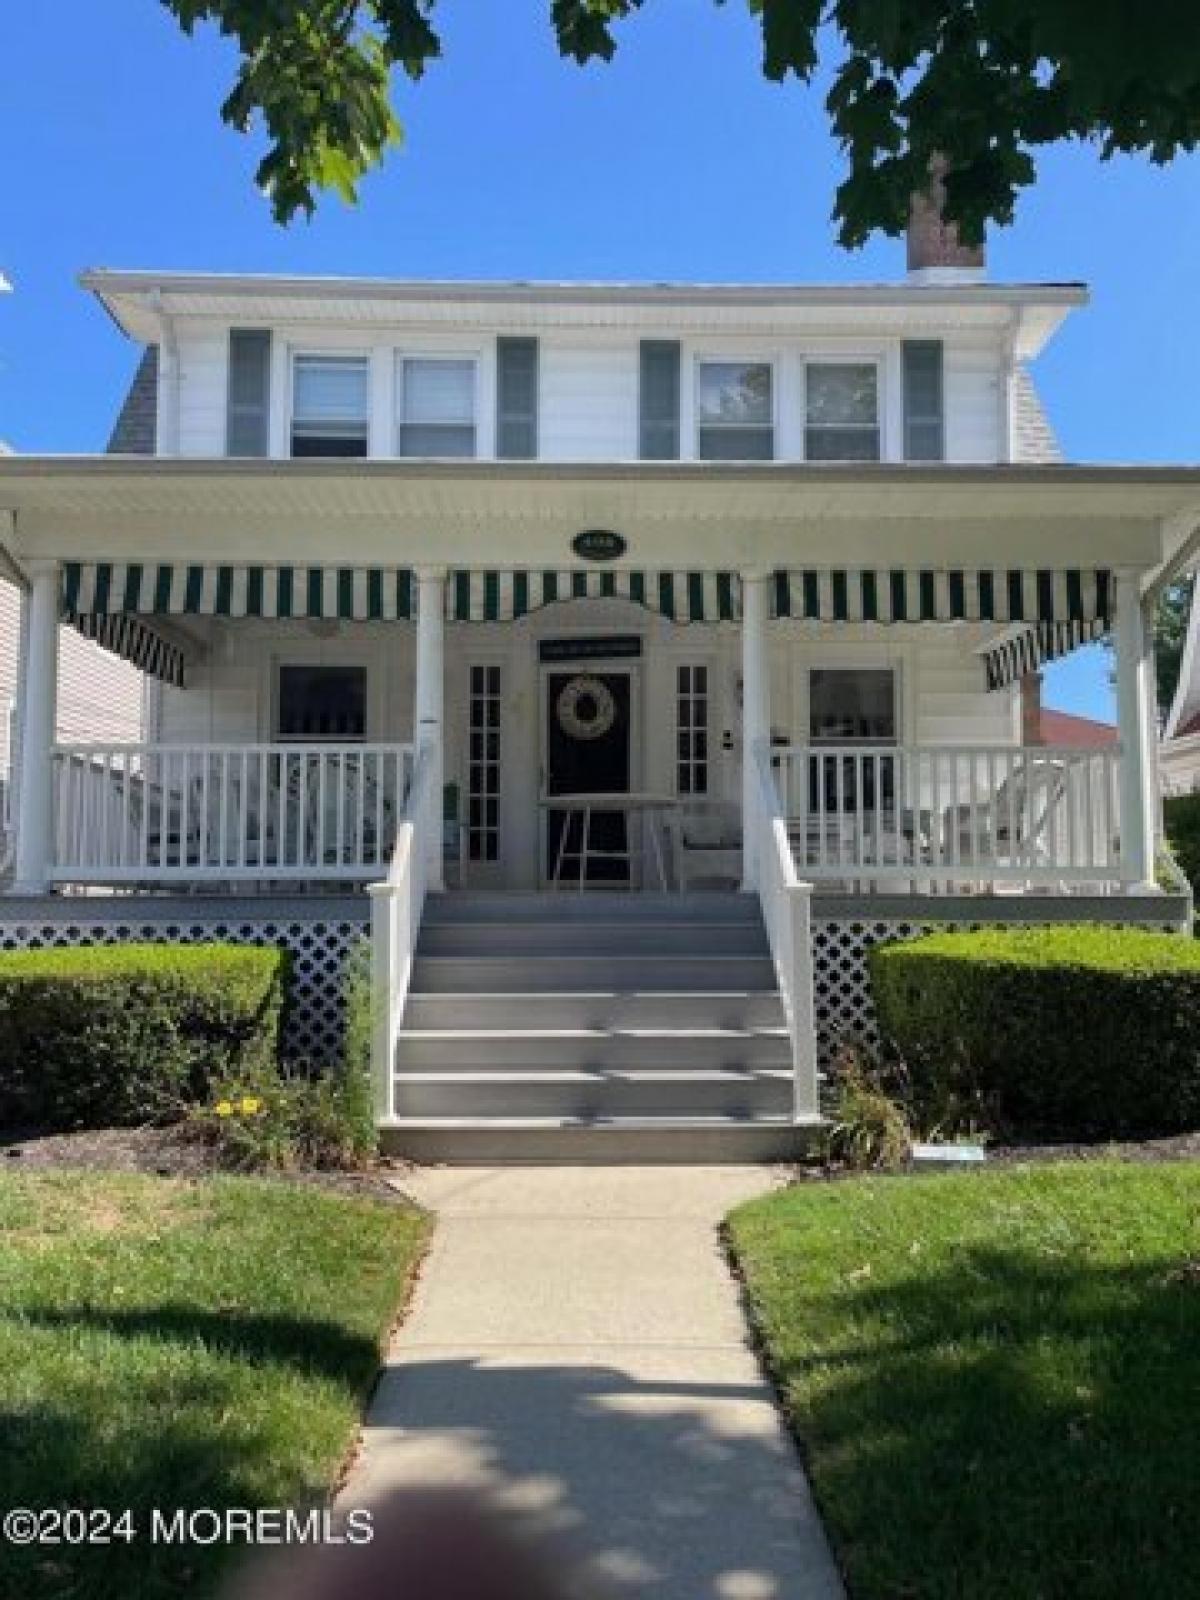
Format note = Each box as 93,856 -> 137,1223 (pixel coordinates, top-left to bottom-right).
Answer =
3,0 -> 1199,719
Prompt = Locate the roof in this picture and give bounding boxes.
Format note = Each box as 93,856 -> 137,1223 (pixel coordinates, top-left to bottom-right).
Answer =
1038,708 -> 1118,747
81,269 -> 1087,359
1176,710 -> 1200,738
1012,366 -> 1063,465
106,346 -> 158,456
2,459 -> 1199,579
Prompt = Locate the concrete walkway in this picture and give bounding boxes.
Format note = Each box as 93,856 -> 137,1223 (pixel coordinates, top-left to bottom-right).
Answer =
342,1166 -> 844,1599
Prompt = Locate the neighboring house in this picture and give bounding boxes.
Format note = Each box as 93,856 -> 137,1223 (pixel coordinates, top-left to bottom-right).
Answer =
1162,586 -> 1200,795
0,187 -> 1196,1158
1036,708 -> 1118,750
0,438 -> 145,860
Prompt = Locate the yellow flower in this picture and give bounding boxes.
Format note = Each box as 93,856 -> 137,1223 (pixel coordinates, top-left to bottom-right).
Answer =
214,1099 -> 234,1118
240,1095 -> 263,1116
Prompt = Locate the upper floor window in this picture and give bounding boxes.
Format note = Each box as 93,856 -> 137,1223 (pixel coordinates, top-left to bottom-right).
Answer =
804,363 -> 880,461
397,357 -> 477,457
291,355 -> 369,458
696,361 -> 774,460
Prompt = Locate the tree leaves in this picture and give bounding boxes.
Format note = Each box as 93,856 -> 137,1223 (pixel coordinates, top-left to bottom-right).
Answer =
158,0 -> 1200,236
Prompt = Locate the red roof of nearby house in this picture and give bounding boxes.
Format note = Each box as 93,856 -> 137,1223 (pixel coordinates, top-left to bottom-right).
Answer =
1175,710 -> 1200,739
1039,708 -> 1119,747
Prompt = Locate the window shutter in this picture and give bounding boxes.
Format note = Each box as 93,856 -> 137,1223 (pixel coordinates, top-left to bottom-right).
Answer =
227,330 -> 272,457
902,340 -> 944,461
640,340 -> 681,459
496,337 -> 538,459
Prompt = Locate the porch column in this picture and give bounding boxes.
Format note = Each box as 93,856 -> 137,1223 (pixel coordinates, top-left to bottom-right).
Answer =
414,566 -> 446,891
740,571 -> 770,891
13,560 -> 60,894
1114,570 -> 1156,890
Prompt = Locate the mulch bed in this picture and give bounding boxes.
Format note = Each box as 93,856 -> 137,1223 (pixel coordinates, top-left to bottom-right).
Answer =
0,1124 -> 415,1202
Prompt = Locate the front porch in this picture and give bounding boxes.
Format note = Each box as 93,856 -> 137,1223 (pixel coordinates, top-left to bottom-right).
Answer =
46,735 -> 1136,899
2,457 -> 1197,1151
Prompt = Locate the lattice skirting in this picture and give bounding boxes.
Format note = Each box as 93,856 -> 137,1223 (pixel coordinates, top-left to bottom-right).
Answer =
812,921 -> 932,1068
0,915 -> 369,1063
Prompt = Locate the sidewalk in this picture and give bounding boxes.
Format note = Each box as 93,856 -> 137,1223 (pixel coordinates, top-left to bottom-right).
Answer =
341,1166 -> 844,1599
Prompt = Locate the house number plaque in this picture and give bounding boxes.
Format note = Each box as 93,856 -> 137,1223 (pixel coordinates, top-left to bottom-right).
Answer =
571,529 -> 626,562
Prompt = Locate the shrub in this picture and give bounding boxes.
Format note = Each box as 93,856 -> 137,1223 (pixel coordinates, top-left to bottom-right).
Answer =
0,943 -> 286,1133
194,938 -> 378,1172
822,1045 -> 912,1171
870,925 -> 1200,1142
1164,793 -> 1200,901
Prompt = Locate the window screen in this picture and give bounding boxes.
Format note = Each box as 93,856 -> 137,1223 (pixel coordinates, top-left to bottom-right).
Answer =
805,365 -> 880,461
291,356 -> 369,458
696,362 -> 773,460
398,357 -> 476,457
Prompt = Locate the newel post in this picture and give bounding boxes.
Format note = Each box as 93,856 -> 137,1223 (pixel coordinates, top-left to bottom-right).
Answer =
788,881 -> 819,1118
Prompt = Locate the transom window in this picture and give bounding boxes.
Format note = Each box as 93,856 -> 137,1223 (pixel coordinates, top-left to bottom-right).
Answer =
276,665 -> 367,741
290,355 -> 369,458
397,357 -> 477,457
696,361 -> 774,460
804,364 -> 880,461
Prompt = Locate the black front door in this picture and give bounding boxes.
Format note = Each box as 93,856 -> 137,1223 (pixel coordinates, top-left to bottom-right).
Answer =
545,670 -> 631,883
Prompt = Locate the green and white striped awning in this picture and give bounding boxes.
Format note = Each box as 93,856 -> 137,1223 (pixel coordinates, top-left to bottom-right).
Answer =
771,567 -> 1113,627
447,569 -> 740,622
63,562 -> 415,622
983,619 -> 1110,691
66,611 -> 188,689
60,561 -> 1114,688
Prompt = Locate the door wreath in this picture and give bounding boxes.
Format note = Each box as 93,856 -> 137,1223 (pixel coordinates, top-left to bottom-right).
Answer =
556,675 -> 617,741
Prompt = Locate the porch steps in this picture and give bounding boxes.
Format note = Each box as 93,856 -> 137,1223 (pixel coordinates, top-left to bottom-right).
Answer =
382,891 -> 822,1165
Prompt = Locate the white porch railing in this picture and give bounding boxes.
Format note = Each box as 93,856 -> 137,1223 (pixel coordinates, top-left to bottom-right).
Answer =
50,743 -> 413,883
774,744 -> 1123,887
747,742 -> 819,1118
368,741 -> 439,1122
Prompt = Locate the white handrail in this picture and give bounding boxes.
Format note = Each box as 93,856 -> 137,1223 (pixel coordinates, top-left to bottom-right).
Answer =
747,740 -> 818,1119
367,740 -> 439,1123
49,741 -> 412,883
772,742 -> 1124,888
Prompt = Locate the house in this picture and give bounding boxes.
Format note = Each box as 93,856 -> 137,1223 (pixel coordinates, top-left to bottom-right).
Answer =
1162,587 -> 1200,796
0,195 -> 1196,1160
0,442 -> 146,866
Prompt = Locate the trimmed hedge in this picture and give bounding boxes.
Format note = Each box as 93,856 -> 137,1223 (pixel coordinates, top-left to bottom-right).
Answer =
870,925 -> 1200,1141
1164,793 -> 1200,902
0,943 -> 286,1132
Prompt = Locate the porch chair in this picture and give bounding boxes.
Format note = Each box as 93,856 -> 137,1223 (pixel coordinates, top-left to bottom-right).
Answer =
666,798 -> 742,891
932,757 -> 1069,882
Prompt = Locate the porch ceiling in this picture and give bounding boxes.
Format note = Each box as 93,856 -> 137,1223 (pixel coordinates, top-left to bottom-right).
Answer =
4,458 -> 1200,574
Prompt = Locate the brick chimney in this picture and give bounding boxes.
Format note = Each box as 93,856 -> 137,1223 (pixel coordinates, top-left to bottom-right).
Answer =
907,157 -> 986,282
1020,671 -> 1044,746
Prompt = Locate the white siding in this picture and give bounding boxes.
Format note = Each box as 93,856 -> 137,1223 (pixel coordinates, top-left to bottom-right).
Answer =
943,336 -> 1004,462
167,317 -> 1014,464
0,581 -> 146,774
157,621 -> 415,746
174,329 -> 229,457
539,344 -> 638,460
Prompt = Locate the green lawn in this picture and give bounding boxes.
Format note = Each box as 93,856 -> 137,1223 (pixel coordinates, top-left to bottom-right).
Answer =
0,1172 -> 428,1600
728,1162 -> 1200,1600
